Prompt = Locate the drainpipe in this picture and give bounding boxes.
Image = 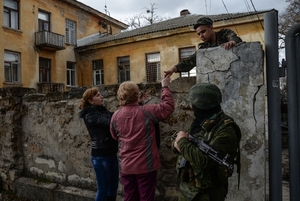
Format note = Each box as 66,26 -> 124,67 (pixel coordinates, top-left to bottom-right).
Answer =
264,11 -> 282,201
286,23 -> 300,201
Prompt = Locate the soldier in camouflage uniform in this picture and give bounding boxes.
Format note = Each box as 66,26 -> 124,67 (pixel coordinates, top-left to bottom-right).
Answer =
172,83 -> 241,201
164,17 -> 242,78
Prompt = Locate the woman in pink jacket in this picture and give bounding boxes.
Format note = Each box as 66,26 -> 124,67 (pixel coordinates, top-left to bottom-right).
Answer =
110,77 -> 174,201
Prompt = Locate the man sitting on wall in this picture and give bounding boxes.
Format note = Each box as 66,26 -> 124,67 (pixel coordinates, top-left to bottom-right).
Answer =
164,17 -> 242,78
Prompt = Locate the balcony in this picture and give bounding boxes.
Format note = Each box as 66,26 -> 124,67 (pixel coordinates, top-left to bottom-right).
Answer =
37,83 -> 65,94
35,31 -> 65,51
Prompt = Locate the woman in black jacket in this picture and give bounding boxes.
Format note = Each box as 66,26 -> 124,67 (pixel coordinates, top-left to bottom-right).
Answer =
79,87 -> 118,201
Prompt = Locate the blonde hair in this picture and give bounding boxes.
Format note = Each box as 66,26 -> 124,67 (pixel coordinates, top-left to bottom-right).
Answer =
79,87 -> 99,109
118,81 -> 139,106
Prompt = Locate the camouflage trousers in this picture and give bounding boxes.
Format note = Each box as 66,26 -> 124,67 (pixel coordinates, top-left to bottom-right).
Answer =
178,182 -> 227,201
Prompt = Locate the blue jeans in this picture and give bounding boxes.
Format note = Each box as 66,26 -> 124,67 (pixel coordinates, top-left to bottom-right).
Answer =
91,155 -> 119,201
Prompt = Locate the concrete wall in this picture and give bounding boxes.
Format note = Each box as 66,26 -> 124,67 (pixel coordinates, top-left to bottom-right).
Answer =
0,42 -> 265,201
196,42 -> 265,200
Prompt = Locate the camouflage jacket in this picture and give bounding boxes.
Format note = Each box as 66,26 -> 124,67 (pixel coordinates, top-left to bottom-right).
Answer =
173,111 -> 241,200
175,28 -> 243,72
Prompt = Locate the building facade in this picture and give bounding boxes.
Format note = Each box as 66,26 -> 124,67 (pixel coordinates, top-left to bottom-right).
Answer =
1,0 -> 127,93
75,10 -> 271,86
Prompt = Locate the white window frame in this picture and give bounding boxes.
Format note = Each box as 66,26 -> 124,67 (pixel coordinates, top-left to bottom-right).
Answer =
4,50 -> 21,83
66,19 -> 76,45
66,62 -> 76,87
93,60 -> 104,85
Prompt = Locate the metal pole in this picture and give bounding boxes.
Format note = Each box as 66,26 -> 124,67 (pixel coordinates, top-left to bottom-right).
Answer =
264,11 -> 282,201
285,23 -> 300,201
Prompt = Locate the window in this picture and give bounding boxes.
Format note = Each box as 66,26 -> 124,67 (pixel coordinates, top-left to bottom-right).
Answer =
66,19 -> 76,45
67,62 -> 76,87
179,47 -> 196,77
4,51 -> 20,82
118,56 -> 130,83
4,0 -> 19,29
39,57 -> 51,83
38,10 -> 50,31
93,60 -> 104,85
146,53 -> 160,83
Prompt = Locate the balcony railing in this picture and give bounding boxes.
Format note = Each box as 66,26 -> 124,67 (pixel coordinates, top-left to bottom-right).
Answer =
37,83 -> 65,94
35,31 -> 65,51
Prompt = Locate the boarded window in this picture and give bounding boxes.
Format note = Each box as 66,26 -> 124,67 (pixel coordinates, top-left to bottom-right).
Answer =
146,53 -> 160,82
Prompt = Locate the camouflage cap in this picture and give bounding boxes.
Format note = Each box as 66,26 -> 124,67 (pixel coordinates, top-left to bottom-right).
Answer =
193,17 -> 213,29
187,83 -> 222,110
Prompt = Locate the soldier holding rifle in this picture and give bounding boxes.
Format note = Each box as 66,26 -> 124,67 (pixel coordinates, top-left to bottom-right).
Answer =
172,83 -> 241,201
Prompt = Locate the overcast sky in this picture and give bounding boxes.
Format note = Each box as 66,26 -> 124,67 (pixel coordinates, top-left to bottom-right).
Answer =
77,0 -> 289,23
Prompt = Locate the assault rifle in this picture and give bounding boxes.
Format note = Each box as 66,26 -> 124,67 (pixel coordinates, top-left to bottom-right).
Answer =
172,133 -> 233,169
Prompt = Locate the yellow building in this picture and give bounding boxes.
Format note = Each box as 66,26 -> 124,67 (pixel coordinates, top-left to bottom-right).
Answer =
75,10 -> 273,86
1,0 -> 127,93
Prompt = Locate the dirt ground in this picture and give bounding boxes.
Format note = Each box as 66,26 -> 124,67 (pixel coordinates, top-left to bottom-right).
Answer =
0,190 -> 36,201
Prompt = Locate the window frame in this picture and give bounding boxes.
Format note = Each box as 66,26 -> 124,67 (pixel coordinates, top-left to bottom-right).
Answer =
66,62 -> 76,87
145,52 -> 161,83
4,50 -> 21,83
38,10 -> 50,31
93,60 -> 104,85
117,56 -> 130,83
3,0 -> 19,30
66,19 -> 76,45
39,57 -> 51,83
179,46 -> 196,77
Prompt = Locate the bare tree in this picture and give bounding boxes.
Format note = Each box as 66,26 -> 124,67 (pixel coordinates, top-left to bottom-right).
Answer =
142,3 -> 166,25
278,1 -> 300,107
124,3 -> 168,30
278,1 -> 300,49
125,13 -> 144,29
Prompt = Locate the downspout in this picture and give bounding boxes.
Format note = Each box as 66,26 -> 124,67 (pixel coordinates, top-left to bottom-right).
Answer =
286,23 -> 300,201
264,11 -> 282,201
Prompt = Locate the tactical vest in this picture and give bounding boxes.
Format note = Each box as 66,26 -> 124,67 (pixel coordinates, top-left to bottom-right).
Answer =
176,111 -> 241,191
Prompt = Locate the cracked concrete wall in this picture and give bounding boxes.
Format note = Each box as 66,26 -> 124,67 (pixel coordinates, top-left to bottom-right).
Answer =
0,88 -> 36,190
196,42 -> 265,201
0,42 -> 266,200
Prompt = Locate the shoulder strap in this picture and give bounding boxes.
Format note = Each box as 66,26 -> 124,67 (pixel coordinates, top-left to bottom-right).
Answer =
135,106 -> 161,148
135,106 -> 159,123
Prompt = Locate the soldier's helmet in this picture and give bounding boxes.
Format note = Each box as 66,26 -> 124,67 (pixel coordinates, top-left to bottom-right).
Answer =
187,83 -> 222,110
